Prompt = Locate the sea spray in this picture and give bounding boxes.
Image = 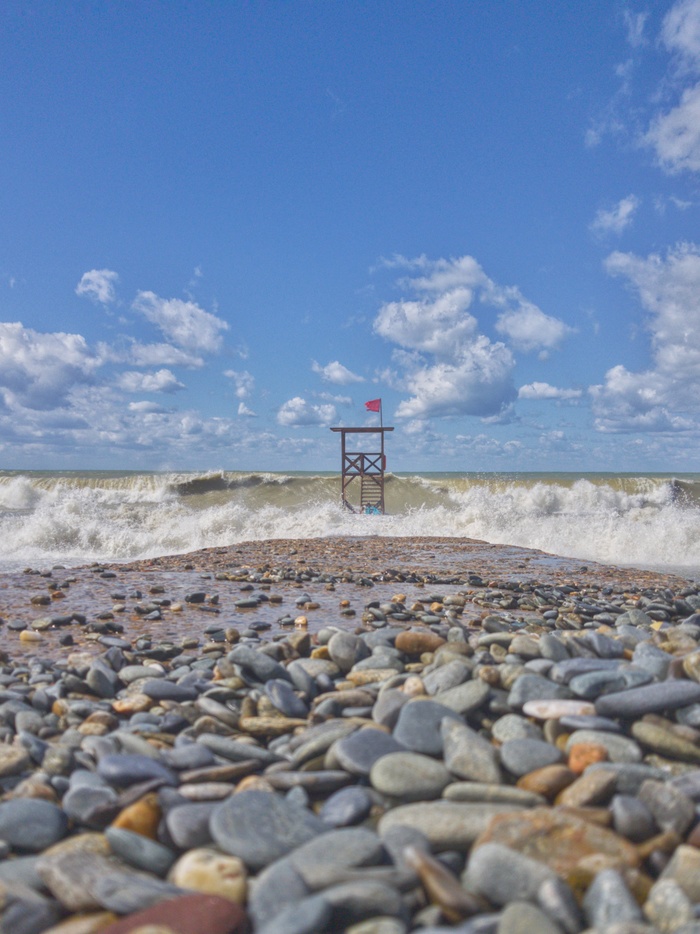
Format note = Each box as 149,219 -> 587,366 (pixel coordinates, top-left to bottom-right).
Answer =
1,470 -> 700,577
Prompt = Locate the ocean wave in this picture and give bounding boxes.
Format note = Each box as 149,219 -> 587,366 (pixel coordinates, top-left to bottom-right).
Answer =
1,470 -> 699,576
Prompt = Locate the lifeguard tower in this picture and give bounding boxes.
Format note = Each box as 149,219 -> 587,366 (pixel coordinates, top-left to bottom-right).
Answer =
330,423 -> 393,514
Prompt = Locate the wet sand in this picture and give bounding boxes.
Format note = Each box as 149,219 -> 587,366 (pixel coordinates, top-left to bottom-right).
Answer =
0,537 -> 692,663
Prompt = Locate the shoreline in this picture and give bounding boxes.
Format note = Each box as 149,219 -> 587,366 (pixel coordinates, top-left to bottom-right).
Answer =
0,536 -> 693,664
2,535 -> 700,929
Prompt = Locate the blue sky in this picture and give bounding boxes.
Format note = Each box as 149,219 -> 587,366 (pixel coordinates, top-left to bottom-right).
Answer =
3,1 -> 700,472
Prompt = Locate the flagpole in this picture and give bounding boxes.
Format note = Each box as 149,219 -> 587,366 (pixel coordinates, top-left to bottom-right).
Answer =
380,398 -> 383,430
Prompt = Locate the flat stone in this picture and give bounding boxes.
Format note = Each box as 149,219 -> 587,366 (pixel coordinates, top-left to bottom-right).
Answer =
516,764 -> 577,799
96,753 -> 177,788
392,700 -> 462,756
378,801 -> 524,852
394,630 -> 446,655
319,786 -> 374,827
140,679 -> 199,702
333,727 -> 406,776
322,879 -> 405,927
638,779 -> 696,836
247,857 -> 309,928
287,827 -> 385,886
0,798 -> 69,852
105,827 -> 176,876
473,807 -> 639,875
582,867 -> 644,928
611,794 -> 657,843
556,767 -> 617,808
464,841 -> 557,905
507,673 -> 572,709
631,721 -> 700,764
443,782 -> 545,806
595,680 -> 700,719
499,738 -> 563,777
490,713 -> 543,742
432,678 -> 491,716
210,790 -> 328,870
254,892 -> 331,934
497,900 -> 563,934
96,892 -> 247,934
264,679 -> 309,719
326,631 -> 371,673
422,658 -> 472,696
165,801 -> 218,849
441,718 -> 502,784
370,751 -> 451,801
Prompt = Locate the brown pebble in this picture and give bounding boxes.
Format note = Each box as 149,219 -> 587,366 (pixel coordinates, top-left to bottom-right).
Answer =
516,765 -> 577,800
111,793 -> 161,839
395,631 -> 446,654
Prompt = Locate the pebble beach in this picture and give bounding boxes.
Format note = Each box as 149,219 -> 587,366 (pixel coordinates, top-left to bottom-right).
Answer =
3,535 -> 700,932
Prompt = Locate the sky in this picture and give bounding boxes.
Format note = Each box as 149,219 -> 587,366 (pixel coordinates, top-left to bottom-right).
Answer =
3,1 -> 700,473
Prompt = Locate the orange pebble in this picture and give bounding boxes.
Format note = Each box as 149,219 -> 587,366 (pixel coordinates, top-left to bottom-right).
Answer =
111,792 -> 161,839
568,742 -> 608,774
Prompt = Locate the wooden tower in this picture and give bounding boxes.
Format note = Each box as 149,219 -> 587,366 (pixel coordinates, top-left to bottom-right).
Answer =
330,425 -> 394,514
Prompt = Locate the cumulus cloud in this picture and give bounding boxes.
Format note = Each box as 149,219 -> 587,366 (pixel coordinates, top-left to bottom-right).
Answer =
311,360 -> 364,384
495,302 -> 573,353
75,269 -> 119,305
225,369 -> 255,399
237,402 -> 257,417
373,255 -> 570,420
590,195 -> 641,235
645,0 -> 700,173
0,322 -> 100,410
518,382 -> 583,400
132,291 -> 228,353
646,83 -> 700,173
116,369 -> 185,394
394,337 -> 516,419
593,243 -> 700,430
277,396 -> 337,427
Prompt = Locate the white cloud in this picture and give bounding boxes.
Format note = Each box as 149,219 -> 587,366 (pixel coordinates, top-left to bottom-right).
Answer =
0,322 -> 100,410
590,195 -> 641,235
518,382 -> 583,400
276,396 -> 337,427
99,340 -> 205,369
132,291 -> 228,353
374,292 -> 479,357
311,360 -> 364,384
237,402 -> 257,417
225,369 -> 255,399
494,301 -> 573,353
128,401 -> 169,414
394,336 -> 516,420
624,10 -> 649,49
117,369 -> 185,394
644,1 -> 700,174
646,82 -> 700,173
592,243 -> 700,430
75,269 -> 119,305
373,255 -> 570,420
662,0 -> 700,67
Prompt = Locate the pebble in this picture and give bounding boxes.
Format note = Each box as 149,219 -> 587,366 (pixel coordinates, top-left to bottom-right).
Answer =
369,751 -> 452,801
210,789 -> 328,869
4,547 -> 700,932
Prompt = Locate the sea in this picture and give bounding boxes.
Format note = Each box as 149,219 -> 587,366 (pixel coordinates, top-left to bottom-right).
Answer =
1,470 -> 700,580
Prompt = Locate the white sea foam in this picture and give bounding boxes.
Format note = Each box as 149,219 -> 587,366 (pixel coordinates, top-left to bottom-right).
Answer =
0,470 -> 699,577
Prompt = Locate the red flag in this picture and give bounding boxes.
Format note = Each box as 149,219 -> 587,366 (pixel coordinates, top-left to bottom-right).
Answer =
365,399 -> 381,412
